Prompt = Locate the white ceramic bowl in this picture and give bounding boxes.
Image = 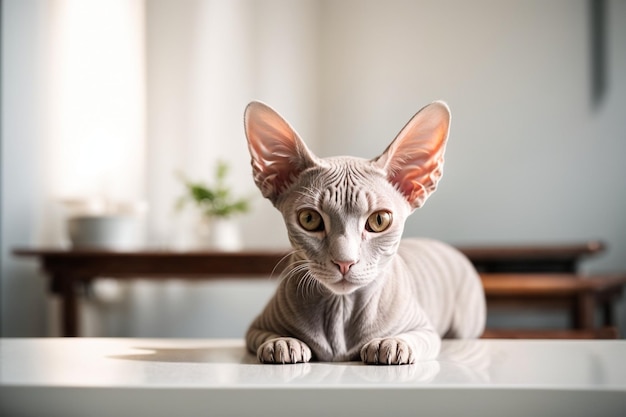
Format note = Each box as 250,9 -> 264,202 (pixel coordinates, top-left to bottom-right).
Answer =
67,215 -> 141,250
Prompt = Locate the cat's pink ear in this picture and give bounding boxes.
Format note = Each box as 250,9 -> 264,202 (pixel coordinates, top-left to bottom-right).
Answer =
244,101 -> 317,202
375,101 -> 451,209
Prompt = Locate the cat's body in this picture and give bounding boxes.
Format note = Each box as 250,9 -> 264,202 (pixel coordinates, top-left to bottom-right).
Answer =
248,238 -> 483,363
244,101 -> 486,365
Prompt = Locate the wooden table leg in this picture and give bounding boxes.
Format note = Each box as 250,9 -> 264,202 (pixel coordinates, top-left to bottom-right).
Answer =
602,301 -> 614,327
58,275 -> 79,337
574,292 -> 595,330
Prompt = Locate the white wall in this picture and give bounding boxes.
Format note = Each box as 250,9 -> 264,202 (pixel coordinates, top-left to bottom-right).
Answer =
1,0 -> 50,336
319,0 -> 626,269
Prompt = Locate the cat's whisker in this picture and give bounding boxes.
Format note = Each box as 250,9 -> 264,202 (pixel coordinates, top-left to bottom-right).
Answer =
276,255 -> 307,279
299,270 -> 320,299
297,272 -> 311,298
278,257 -> 321,299
280,259 -> 312,292
269,250 -> 303,281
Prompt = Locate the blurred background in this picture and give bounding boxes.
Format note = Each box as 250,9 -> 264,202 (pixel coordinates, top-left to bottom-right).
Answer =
2,0 -> 625,338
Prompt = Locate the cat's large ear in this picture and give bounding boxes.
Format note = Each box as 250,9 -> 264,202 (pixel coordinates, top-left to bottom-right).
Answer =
244,101 -> 318,202
374,101 -> 451,209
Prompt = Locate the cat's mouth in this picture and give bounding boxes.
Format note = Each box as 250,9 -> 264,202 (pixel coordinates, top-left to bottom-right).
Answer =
322,269 -> 370,295
309,263 -> 373,295
325,278 -> 361,295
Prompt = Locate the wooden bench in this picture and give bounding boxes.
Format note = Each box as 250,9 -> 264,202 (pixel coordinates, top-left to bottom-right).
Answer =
480,273 -> 626,339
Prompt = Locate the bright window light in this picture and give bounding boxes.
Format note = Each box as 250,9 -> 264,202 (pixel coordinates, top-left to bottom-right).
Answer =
48,0 -> 145,208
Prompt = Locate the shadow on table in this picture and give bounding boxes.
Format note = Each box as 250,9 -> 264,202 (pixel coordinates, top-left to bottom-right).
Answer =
109,345 -> 257,364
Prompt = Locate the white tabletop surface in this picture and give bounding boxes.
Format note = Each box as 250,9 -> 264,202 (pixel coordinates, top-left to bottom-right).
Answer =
1,338 -> 625,417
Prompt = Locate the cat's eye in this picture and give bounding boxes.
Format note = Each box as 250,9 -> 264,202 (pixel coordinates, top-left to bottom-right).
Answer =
298,209 -> 324,232
366,211 -> 392,233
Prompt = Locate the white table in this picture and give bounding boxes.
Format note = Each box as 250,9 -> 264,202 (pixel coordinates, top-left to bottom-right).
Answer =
1,339 -> 625,417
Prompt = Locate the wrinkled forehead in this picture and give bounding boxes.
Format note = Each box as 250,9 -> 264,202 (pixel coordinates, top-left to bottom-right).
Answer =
291,157 -> 400,215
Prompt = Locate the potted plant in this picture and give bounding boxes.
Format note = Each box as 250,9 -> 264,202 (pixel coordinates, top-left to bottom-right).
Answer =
176,161 -> 251,250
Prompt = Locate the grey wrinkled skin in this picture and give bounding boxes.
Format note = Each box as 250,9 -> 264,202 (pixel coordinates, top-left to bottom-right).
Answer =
244,101 -> 486,365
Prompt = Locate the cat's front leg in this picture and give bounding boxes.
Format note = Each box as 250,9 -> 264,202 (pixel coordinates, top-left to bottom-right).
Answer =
247,328 -> 312,364
257,337 -> 312,364
360,330 -> 441,365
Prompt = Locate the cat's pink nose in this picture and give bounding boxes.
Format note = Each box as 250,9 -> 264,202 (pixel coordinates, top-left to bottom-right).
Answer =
333,259 -> 357,275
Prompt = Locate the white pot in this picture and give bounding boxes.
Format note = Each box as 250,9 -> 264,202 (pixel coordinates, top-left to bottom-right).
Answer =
206,218 -> 242,251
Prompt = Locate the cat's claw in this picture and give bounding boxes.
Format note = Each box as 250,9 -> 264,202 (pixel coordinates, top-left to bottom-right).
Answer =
360,337 -> 415,365
257,337 -> 312,364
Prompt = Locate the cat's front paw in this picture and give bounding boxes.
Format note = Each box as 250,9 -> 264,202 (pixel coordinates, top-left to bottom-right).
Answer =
257,337 -> 312,364
360,337 -> 415,365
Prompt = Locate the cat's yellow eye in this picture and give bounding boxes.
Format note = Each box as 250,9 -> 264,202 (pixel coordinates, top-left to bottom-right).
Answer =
366,211 -> 392,233
298,209 -> 324,232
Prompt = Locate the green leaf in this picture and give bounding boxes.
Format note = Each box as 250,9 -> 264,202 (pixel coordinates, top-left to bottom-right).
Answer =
175,161 -> 252,219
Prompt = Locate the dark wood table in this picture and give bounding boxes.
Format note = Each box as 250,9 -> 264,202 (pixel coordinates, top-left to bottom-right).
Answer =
13,249 -> 287,337
14,243 -> 623,338
460,241 -> 605,273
